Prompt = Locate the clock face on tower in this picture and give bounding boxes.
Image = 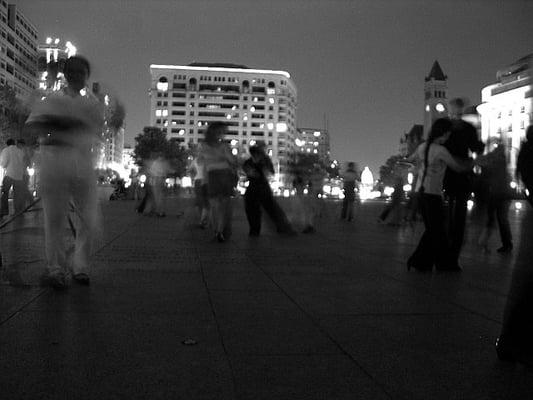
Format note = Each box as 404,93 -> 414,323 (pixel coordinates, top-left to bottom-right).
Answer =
435,103 -> 445,112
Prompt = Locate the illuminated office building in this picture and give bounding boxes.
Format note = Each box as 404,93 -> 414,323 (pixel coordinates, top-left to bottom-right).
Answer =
295,128 -> 330,164
0,2 -> 38,97
477,54 -> 533,177
37,36 -> 77,92
149,63 -> 297,177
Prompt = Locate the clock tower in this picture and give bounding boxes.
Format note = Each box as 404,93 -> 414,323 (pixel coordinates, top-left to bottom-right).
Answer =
424,60 -> 448,137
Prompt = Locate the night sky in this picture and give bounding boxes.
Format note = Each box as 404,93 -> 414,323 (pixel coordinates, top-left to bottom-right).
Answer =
17,0 -> 533,174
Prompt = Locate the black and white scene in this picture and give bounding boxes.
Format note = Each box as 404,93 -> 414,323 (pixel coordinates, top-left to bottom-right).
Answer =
1,0 -> 533,398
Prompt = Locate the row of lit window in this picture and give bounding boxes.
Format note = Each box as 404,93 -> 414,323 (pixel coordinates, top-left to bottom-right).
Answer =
497,106 -> 527,118
496,120 -> 529,133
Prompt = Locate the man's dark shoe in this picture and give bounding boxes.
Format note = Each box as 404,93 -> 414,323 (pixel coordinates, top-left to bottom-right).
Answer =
497,245 -> 513,253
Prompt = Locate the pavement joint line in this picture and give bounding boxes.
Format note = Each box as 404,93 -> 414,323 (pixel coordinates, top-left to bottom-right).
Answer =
91,214 -> 145,257
0,287 -> 49,326
317,231 -> 507,326
192,226 -> 239,399
230,240 -> 396,400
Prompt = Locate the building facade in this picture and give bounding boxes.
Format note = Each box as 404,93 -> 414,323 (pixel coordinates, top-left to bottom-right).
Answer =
423,60 -> 448,136
149,63 -> 297,178
37,36 -> 77,91
0,2 -> 38,97
477,54 -> 533,178
295,127 -> 330,164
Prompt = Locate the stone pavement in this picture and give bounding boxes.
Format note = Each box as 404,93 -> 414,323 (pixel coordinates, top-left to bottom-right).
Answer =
1,196 -> 532,399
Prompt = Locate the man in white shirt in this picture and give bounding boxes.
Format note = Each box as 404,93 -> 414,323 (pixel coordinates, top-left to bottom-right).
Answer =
0,138 -> 26,217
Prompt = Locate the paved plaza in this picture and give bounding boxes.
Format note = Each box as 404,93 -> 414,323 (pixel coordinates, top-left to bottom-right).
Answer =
1,195 -> 532,399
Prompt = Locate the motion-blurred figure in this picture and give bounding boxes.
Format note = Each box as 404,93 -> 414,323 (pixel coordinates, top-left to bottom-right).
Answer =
147,152 -> 169,217
302,164 -> 326,233
243,145 -> 294,236
476,138 -> 513,253
198,122 -> 237,242
190,157 -> 209,228
0,138 -> 26,217
443,98 -> 484,269
340,162 -> 358,221
378,176 -> 404,226
517,125 -> 533,206
25,56 -> 104,288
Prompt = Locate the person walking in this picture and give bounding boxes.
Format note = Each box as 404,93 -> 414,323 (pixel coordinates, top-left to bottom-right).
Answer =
243,145 -> 294,236
443,98 -> 485,269
0,138 -> 26,217
197,122 -> 237,242
407,118 -> 472,272
476,138 -> 513,253
340,162 -> 358,221
302,164 -> 326,233
147,152 -> 169,217
24,55 -> 104,288
190,157 -> 209,228
377,175 -> 404,225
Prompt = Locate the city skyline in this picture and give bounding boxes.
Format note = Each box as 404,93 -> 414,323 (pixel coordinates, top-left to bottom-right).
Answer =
16,0 -> 533,173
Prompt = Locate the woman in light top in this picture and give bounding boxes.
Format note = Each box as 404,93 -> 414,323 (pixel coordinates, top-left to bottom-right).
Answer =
406,118 -> 472,272
197,122 -> 238,242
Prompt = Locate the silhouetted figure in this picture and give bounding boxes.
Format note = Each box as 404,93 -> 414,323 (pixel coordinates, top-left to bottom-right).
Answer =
302,164 -> 326,233
16,139 -> 33,208
190,157 -> 209,228
340,162 -> 358,221
443,98 -> 484,269
243,145 -> 294,236
476,138 -> 513,253
0,138 -> 26,217
517,125 -> 533,206
25,56 -> 104,288
496,129 -> 533,366
198,122 -> 237,242
407,118 -> 472,272
378,176 -> 404,225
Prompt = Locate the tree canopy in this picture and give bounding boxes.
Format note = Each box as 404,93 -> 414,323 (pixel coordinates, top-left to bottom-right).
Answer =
0,84 -> 30,145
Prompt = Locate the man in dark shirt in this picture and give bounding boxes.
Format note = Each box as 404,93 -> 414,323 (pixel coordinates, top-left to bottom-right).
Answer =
243,145 -> 294,236
443,98 -> 485,268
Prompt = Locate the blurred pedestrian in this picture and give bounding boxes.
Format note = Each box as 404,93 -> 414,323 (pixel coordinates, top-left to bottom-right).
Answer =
378,175 -> 404,225
476,137 -> 513,253
407,118 -> 472,272
0,138 -> 26,217
340,162 -> 358,221
443,97 -> 484,269
24,55 -> 104,288
147,152 -> 169,217
16,139 -> 33,208
302,163 -> 326,233
243,145 -> 294,236
190,157 -> 209,228
197,122 -> 237,242
517,125 -> 533,206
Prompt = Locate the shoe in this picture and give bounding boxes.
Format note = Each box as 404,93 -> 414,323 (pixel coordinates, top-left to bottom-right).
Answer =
73,273 -> 90,285
496,245 -> 513,253
216,232 -> 225,242
302,226 -> 316,234
41,270 -> 67,289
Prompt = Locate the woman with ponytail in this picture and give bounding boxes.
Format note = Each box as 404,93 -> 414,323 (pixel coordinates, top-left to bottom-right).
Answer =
406,118 -> 472,272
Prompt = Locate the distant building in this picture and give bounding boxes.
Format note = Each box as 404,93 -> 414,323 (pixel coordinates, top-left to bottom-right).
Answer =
0,2 -> 38,97
423,60 -> 448,136
37,36 -> 77,92
399,124 -> 423,156
295,127 -> 330,164
477,54 -> 533,177
149,63 -> 297,178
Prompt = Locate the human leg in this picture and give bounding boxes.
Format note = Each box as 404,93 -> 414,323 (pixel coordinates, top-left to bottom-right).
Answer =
245,189 -> 262,235
496,198 -> 512,251
447,192 -> 468,266
0,175 -> 14,216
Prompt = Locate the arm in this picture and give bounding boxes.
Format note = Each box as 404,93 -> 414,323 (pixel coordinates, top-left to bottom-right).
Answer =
438,147 -> 472,172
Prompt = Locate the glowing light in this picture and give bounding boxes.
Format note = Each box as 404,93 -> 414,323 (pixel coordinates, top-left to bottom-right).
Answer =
435,103 -> 445,112
27,167 -> 35,177
407,172 -> 413,184
361,167 -> 373,186
250,106 -> 256,112
267,88 -> 276,95
313,149 -> 318,154
295,139 -> 305,147
313,131 -> 321,137
249,140 -> 256,146
162,110 -> 168,117
230,139 -> 238,146
231,148 -> 238,155
515,201 -> 523,211
243,115 -> 248,121
181,176 -> 192,188
156,81 -> 168,91
526,188 -> 530,197
425,105 -> 430,112
323,185 -> 331,193
155,110 -> 162,117
383,186 -> 394,197
510,181 -> 517,189
54,38 -> 60,44
268,97 -> 275,104
46,37 -> 52,44
226,114 -> 232,119
139,174 -> 147,183
80,88 -> 87,96
267,122 -> 274,130
467,200 -> 474,211
313,142 -> 319,147
403,184 -> 412,192
303,188 -> 309,195
283,189 -> 290,198
276,122 -> 288,133
178,129 -> 185,135
268,149 -> 273,156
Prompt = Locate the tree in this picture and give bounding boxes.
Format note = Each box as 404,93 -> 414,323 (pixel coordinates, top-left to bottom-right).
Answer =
133,127 -> 168,169
379,154 -> 410,186
165,138 -> 188,178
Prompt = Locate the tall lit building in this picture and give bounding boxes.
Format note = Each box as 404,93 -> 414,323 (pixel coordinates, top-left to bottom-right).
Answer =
0,2 -> 38,97
477,54 -> 533,178
295,128 -> 330,164
149,63 -> 297,178
423,60 -> 448,136
37,36 -> 77,92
